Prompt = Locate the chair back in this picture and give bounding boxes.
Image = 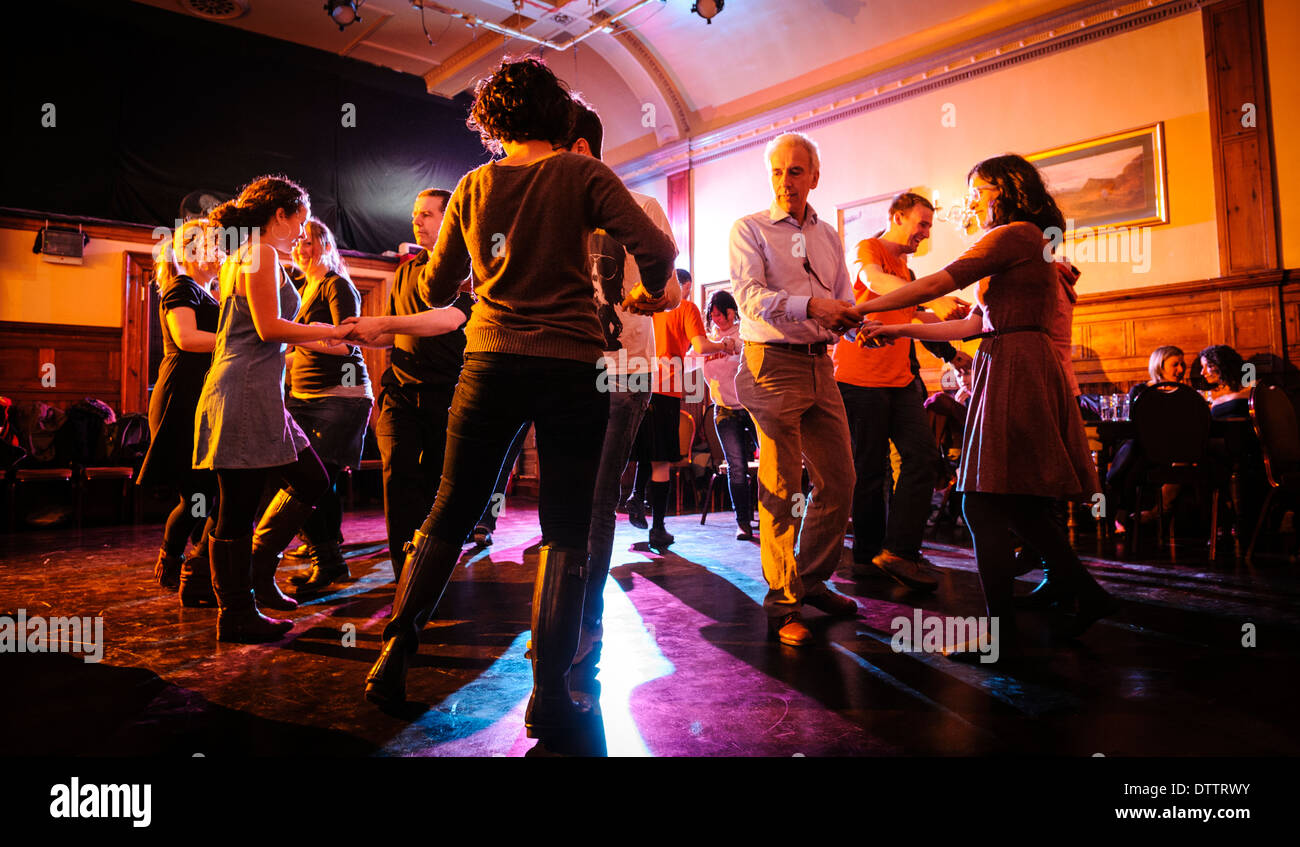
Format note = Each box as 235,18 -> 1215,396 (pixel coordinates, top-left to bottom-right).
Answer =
1130,382 -> 1209,465
678,408 -> 696,461
1249,385 -> 1300,489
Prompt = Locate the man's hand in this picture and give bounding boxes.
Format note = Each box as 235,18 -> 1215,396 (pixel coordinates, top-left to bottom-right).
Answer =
622,282 -> 674,315
928,296 -> 971,321
948,350 -> 974,371
807,297 -> 861,333
341,315 -> 390,347
1054,260 -> 1080,286
857,320 -> 893,348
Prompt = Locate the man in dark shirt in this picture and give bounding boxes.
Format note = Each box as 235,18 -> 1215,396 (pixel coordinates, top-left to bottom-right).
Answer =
373,189 -> 473,580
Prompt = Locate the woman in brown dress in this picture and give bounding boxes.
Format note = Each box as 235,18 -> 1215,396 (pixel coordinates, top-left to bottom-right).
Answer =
857,154 -> 1115,657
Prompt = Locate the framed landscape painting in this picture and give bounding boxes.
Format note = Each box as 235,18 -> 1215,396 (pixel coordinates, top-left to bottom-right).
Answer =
1027,123 -> 1168,235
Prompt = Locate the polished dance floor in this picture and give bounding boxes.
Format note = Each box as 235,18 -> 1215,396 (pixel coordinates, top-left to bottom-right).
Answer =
4,504 -> 1299,757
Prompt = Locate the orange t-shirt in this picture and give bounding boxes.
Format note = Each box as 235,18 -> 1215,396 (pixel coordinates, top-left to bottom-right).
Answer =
653,299 -> 706,398
832,238 -> 917,388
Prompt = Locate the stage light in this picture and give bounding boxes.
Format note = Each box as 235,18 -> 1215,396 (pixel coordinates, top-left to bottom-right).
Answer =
691,0 -> 723,25
324,0 -> 362,31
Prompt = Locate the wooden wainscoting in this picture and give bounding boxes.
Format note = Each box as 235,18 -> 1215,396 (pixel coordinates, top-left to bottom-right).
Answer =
916,268 -> 1298,394
0,321 -> 123,412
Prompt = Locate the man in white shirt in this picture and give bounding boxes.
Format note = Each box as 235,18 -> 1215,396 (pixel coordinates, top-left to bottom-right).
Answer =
730,132 -> 862,647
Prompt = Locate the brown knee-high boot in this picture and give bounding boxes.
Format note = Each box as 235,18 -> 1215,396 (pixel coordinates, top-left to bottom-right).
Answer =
208,534 -> 293,643
250,489 -> 315,611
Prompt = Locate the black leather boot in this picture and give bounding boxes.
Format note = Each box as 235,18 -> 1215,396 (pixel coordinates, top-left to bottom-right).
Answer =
525,545 -> 593,740
1013,567 -> 1072,610
364,529 -> 463,708
179,544 -> 216,607
292,539 -> 349,595
209,534 -> 293,643
288,542 -> 319,585
250,489 -> 315,611
154,547 -> 183,591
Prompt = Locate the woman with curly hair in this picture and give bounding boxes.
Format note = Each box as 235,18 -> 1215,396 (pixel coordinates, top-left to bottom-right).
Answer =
363,57 -> 677,745
193,176 -> 341,643
857,154 -> 1115,659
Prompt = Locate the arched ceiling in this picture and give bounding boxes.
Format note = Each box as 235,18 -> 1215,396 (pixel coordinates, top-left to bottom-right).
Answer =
131,0 -> 1088,163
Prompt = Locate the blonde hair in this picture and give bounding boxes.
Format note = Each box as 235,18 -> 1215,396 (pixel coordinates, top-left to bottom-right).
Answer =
153,219 -> 210,292
302,217 -> 349,279
1148,345 -> 1184,384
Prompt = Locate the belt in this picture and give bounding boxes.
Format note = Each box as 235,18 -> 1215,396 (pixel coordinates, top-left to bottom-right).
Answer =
749,340 -> 829,356
962,325 -> 1049,342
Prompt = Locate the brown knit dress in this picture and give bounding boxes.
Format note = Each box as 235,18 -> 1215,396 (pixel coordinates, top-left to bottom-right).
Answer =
946,222 -> 1099,501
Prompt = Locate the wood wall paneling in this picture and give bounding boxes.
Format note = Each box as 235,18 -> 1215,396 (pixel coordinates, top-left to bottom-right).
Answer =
0,322 -> 123,412
1203,0 -> 1279,274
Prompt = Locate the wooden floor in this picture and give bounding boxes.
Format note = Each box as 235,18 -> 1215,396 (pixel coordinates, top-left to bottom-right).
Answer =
3,504 -> 1299,757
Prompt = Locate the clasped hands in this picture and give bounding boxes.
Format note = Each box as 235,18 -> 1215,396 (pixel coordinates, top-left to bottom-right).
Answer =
808,294 -> 971,348
304,317 -> 389,348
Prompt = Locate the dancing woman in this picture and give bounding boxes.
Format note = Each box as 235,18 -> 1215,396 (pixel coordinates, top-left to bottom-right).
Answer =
137,219 -> 221,606
363,57 -> 676,743
284,218 -> 373,594
194,176 -> 340,643
857,154 -> 1114,656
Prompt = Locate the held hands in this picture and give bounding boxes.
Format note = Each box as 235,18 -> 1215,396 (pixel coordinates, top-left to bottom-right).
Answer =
807,297 -> 862,334
929,296 -> 971,321
622,282 -> 673,316
856,320 -> 896,348
338,315 -> 389,347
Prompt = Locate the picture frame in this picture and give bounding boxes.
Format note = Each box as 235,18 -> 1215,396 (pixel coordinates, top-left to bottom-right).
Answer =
836,191 -> 900,257
699,279 -> 732,314
1027,122 -> 1168,236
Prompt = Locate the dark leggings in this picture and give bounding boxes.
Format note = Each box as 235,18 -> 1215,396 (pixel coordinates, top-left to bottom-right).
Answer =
214,448 -> 328,539
162,469 -> 218,556
961,492 -> 1092,620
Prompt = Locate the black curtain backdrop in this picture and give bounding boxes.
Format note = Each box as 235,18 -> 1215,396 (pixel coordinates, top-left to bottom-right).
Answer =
2,0 -> 489,254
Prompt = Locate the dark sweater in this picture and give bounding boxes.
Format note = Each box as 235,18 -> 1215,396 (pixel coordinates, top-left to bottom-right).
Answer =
417,152 -> 677,364
381,252 -> 474,389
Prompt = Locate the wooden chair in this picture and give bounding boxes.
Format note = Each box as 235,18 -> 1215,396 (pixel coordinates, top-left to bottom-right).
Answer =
667,409 -> 696,514
76,465 -> 136,528
1247,385 -> 1300,563
6,467 -> 74,531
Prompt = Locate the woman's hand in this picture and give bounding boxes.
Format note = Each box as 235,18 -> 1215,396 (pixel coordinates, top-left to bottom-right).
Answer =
857,320 -> 897,348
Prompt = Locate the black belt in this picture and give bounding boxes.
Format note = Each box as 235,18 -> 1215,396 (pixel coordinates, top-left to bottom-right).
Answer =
962,325 -> 1049,342
749,341 -> 829,356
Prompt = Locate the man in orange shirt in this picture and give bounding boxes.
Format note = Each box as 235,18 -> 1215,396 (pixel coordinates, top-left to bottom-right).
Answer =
833,192 -> 970,589
626,268 -> 736,549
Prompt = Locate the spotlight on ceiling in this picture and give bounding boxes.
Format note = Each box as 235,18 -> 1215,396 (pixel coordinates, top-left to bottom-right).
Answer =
324,0 -> 362,31
691,0 -> 724,24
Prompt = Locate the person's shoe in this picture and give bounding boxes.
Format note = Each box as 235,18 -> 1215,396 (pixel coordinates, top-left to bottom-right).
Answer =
288,542 -> 320,585
803,587 -> 858,617
648,526 -> 674,550
1013,568 -> 1071,610
292,540 -> 349,596
525,546 -> 593,740
1052,590 -> 1119,639
850,557 -> 888,580
154,547 -> 183,591
471,524 -> 493,547
735,522 -> 755,541
767,613 -> 812,647
625,497 -> 648,530
283,537 -> 312,560
872,550 -> 939,592
178,547 -> 216,607
208,534 -> 293,643
250,490 -> 315,611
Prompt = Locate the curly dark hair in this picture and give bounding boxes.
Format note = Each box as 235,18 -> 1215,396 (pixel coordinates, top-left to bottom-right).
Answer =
208,175 -> 309,246
467,56 -> 575,154
1199,344 -> 1245,390
968,154 -> 1066,239
706,290 -> 739,328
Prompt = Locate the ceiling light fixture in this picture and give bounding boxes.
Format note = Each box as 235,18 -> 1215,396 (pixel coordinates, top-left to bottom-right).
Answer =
691,0 -> 723,24
324,0 -> 363,31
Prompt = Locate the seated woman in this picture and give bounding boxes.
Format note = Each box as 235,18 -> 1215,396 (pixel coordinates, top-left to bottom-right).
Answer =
1108,345 -> 1190,530
1200,344 -> 1252,417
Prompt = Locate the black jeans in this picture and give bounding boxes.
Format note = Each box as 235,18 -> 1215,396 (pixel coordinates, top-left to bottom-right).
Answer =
376,382 -> 457,572
839,378 -> 937,562
421,352 -> 608,551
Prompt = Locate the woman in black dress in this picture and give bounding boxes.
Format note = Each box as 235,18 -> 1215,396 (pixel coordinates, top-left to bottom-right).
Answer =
137,219 -> 221,606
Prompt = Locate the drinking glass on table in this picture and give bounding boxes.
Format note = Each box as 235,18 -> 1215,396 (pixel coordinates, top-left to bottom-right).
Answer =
1116,394 -> 1130,421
